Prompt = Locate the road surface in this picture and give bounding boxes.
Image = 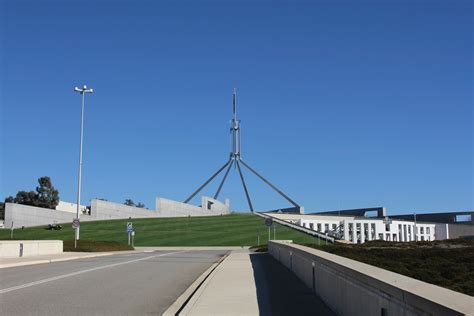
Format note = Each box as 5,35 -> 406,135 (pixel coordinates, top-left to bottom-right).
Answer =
0,250 -> 226,315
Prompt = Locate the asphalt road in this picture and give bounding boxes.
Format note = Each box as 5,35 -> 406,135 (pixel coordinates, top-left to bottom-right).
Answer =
0,250 -> 227,315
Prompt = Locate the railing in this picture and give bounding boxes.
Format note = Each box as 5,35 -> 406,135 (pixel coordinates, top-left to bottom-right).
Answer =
256,212 -> 335,243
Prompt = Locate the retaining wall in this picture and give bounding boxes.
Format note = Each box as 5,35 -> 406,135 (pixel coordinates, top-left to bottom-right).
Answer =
90,199 -> 157,220
4,203 -> 95,229
0,240 -> 63,258
268,241 -> 473,316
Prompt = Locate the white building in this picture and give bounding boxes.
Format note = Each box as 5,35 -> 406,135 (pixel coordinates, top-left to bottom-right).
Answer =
298,216 -> 435,243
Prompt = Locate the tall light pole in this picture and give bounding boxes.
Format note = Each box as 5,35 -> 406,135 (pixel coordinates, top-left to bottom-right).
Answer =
73,85 -> 93,246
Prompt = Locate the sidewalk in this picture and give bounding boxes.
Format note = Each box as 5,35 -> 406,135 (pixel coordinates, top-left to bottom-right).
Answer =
0,251 -> 116,269
180,250 -> 260,315
177,250 -> 334,316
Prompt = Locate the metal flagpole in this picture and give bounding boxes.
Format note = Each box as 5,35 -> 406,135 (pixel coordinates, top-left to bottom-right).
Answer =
214,160 -> 234,199
239,159 -> 300,208
184,159 -> 231,203
236,160 -> 254,212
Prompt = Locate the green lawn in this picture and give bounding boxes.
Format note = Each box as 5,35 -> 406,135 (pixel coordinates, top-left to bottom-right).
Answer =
0,213 -> 322,246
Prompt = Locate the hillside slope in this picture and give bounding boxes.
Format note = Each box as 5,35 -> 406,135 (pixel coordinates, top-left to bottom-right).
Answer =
0,213 -> 321,246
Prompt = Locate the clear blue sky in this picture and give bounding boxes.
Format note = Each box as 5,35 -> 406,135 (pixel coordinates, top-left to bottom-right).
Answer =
0,0 -> 472,214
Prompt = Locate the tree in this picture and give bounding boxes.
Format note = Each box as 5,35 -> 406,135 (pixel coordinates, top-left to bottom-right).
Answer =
124,199 -> 135,207
35,176 -> 59,209
124,199 -> 145,208
14,191 -> 38,206
0,196 -> 14,220
3,177 -> 60,210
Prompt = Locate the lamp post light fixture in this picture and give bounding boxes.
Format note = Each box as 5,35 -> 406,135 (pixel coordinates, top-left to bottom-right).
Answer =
73,85 -> 93,247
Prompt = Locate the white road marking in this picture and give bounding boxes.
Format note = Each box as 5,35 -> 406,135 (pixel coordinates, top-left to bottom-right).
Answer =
0,251 -> 186,294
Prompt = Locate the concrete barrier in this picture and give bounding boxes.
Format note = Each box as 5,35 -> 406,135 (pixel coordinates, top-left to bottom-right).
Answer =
0,240 -> 63,258
268,241 -> 473,316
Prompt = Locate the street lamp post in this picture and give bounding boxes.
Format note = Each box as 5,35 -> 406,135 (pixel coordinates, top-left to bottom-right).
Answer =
73,85 -> 93,247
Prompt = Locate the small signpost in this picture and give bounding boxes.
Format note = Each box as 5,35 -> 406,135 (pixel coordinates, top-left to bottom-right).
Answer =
265,218 -> 273,241
127,222 -> 133,246
72,219 -> 80,248
72,218 -> 81,229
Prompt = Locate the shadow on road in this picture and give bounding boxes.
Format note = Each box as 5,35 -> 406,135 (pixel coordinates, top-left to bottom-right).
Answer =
249,253 -> 334,316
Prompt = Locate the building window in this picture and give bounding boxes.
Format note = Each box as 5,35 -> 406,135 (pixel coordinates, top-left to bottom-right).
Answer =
426,227 -> 430,234
310,223 -> 314,230
421,236 -> 424,241
332,224 -> 337,230
386,233 -> 390,241
371,224 -> 376,239
385,224 -> 390,232
325,224 -> 329,232
420,227 -> 424,234
317,223 -> 321,231
378,233 -> 383,240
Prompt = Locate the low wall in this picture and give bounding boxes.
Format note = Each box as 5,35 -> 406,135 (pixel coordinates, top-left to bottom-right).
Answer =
0,240 -> 63,258
268,241 -> 473,316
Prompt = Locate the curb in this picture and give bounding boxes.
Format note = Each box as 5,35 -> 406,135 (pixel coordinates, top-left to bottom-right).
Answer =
0,252 -> 115,269
163,251 -> 230,316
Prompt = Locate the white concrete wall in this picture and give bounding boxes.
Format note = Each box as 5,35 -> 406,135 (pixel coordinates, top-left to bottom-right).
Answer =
155,196 -> 229,217
56,201 -> 87,214
269,241 -> 473,316
4,196 -> 230,228
90,199 -> 157,220
0,240 -> 63,258
4,203 -> 95,229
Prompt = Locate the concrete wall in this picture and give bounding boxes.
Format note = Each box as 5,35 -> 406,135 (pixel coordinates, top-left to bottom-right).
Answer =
0,240 -> 63,258
56,201 -> 87,214
448,223 -> 474,239
4,203 -> 95,229
268,241 -> 473,316
156,196 -> 229,217
90,199 -> 157,220
4,196 -> 230,228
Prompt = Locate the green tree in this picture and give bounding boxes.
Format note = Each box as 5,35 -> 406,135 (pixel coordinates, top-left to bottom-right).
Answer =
136,202 -> 145,208
5,177 -> 60,210
35,176 -> 59,209
14,191 -> 38,206
124,199 -> 135,207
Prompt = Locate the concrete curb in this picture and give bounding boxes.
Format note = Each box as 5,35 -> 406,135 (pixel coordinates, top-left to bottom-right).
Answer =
0,252 -> 115,269
163,252 -> 230,316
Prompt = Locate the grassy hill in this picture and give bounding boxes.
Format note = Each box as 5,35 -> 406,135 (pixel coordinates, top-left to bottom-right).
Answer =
0,213 -> 322,246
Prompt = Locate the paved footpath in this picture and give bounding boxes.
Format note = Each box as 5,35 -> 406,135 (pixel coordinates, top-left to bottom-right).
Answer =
179,250 -> 334,316
0,250 -> 226,315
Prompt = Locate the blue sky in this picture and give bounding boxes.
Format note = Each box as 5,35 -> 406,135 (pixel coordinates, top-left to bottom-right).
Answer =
0,0 -> 472,214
